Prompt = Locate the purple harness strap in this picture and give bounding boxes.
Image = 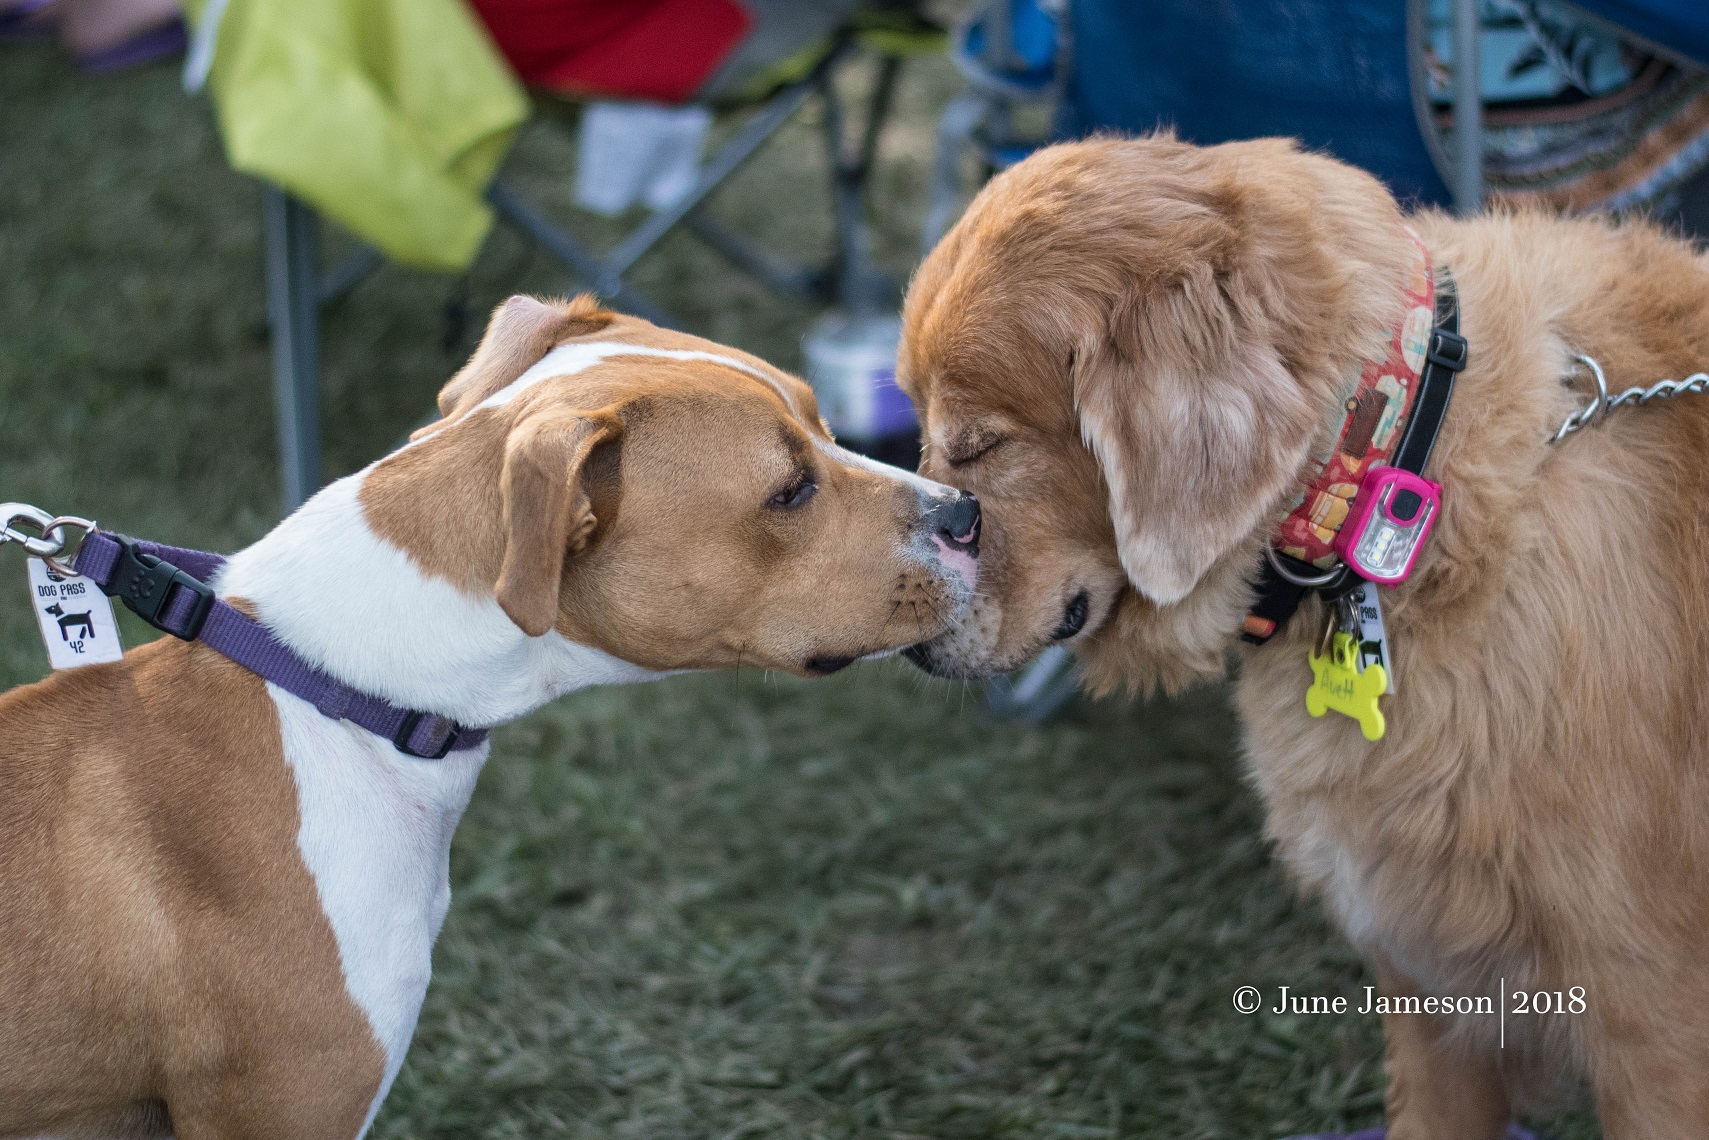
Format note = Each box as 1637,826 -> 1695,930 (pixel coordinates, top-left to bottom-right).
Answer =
73,531 -> 487,759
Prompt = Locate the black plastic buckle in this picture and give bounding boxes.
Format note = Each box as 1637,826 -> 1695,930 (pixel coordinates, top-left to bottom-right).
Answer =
107,539 -> 215,640
1427,328 -> 1469,372
393,711 -> 461,760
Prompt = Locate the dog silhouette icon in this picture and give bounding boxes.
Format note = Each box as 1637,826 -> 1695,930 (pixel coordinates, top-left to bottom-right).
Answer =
44,603 -> 94,642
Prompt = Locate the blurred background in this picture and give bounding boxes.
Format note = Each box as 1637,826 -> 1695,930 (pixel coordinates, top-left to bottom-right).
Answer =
7,0 -> 1709,1135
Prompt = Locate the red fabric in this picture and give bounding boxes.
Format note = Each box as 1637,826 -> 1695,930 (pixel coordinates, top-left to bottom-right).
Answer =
1272,233 -> 1437,569
469,0 -> 753,104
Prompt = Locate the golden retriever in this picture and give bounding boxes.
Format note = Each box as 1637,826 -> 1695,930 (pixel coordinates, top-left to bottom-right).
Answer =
898,133 -> 1709,1138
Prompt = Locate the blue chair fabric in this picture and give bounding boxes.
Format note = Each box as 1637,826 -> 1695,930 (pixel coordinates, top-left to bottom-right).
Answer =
1569,0 -> 1709,70
1061,1 -> 1453,207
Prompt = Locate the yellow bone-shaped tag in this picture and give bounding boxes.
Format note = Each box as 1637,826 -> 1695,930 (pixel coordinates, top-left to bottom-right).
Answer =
1306,631 -> 1387,740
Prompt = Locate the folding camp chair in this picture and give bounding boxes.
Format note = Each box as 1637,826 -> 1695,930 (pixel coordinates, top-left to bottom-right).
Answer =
926,0 -> 1526,260
257,4 -> 940,513
486,25 -> 907,327
1062,0 -> 1709,217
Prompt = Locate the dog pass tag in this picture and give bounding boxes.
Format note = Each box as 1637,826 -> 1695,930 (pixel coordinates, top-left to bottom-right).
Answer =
1350,580 -> 1396,695
27,557 -> 122,669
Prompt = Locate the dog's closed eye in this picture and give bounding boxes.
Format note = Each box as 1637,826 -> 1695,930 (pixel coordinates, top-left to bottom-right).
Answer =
943,427 -> 1007,468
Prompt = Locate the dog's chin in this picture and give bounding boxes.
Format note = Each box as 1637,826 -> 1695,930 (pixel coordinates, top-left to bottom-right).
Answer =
900,618 -> 1048,680
903,585 -> 1115,680
906,626 -> 1084,679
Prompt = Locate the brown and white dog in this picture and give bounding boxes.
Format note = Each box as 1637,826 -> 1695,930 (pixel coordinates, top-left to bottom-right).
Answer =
900,134 -> 1709,1137
0,295 -> 979,1140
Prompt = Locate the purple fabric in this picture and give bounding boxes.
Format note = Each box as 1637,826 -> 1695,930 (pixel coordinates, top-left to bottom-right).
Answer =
1282,1127 -> 1540,1140
73,531 -> 486,758
73,16 -> 186,74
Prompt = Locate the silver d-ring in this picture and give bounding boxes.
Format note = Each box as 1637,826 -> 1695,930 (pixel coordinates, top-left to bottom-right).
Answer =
1578,353 -> 1609,421
1265,545 -> 1343,588
1552,354 -> 1610,443
39,515 -> 96,577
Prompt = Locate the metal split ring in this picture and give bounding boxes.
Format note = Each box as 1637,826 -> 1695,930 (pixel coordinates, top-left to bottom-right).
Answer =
1265,544 -> 1343,588
39,515 -> 96,576
0,504 -> 96,576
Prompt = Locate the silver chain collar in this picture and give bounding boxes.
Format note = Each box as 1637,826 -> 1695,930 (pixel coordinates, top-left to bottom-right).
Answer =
1552,354 -> 1709,443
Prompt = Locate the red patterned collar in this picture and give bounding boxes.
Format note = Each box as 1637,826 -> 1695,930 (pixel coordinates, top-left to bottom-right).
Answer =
1272,232 -> 1438,569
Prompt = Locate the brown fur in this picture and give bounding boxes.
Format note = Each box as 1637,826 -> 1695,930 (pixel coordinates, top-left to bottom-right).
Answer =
900,133 -> 1709,1137
0,295 -> 976,1137
369,296 -> 969,675
494,409 -> 621,636
0,641 -> 381,1140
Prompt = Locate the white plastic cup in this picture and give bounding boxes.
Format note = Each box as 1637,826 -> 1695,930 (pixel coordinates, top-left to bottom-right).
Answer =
802,310 -> 917,441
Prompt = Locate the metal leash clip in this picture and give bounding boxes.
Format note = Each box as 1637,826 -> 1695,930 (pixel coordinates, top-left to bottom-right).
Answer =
0,503 -> 97,576
1314,598 -> 1340,660
1313,593 -> 1364,662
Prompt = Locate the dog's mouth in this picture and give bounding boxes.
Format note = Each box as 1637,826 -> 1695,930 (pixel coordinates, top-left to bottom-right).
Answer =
802,642 -> 914,676
900,640 -> 948,674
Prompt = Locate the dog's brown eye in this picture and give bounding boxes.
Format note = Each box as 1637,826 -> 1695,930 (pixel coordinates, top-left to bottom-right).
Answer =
768,477 -> 817,511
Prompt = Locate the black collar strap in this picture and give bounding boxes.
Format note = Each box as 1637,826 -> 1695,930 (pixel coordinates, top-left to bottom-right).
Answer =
1240,268 -> 1467,645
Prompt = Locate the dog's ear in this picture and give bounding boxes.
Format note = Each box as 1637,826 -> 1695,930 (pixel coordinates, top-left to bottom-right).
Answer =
419,294 -> 617,437
495,407 -> 622,637
1074,275 -> 1320,606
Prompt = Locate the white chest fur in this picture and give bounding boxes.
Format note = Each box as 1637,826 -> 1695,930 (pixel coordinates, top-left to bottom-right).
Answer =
212,465 -> 660,1137
216,472 -> 657,729
272,684 -> 485,1135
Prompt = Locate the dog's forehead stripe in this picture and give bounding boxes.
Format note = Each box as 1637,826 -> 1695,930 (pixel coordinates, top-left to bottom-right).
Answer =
813,437 -> 960,500
472,341 -> 798,419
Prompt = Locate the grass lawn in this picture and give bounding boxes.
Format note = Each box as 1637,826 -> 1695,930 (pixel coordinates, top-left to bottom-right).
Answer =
1,39 -> 1600,1140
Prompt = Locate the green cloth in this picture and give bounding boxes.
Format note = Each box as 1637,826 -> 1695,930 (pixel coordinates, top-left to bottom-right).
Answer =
186,0 -> 529,271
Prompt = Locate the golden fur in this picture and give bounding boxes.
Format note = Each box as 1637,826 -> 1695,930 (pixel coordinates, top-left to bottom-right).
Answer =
900,134 -> 1709,1137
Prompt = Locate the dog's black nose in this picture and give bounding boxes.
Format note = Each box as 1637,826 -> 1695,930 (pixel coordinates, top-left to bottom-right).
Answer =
926,492 -> 980,555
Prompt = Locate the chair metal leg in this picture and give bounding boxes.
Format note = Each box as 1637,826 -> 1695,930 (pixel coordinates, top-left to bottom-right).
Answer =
985,645 -> 1080,722
923,93 -> 988,254
687,45 -> 898,308
318,244 -> 383,308
1450,0 -> 1483,214
818,52 -> 901,311
490,52 -> 834,323
684,210 -> 829,302
599,62 -> 828,289
262,184 -> 321,515
486,181 -> 677,327
855,54 -> 900,185
491,35 -> 913,321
